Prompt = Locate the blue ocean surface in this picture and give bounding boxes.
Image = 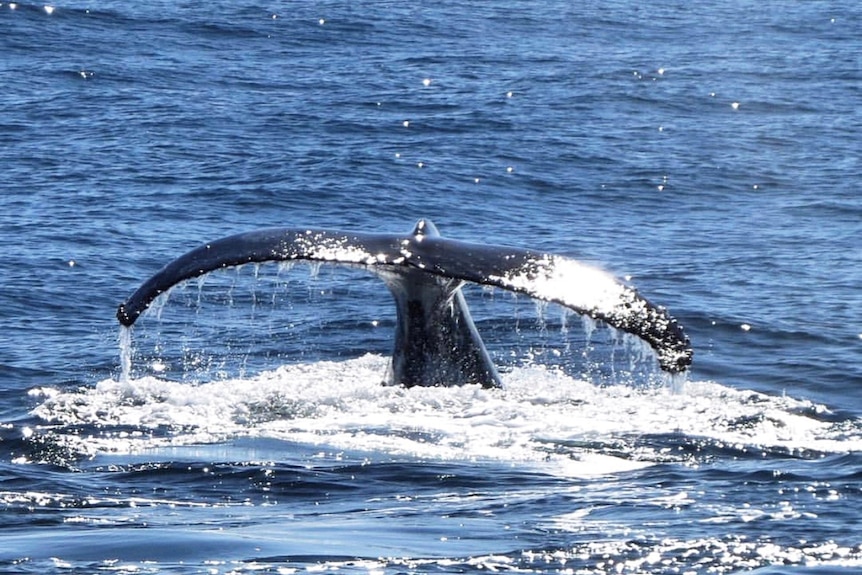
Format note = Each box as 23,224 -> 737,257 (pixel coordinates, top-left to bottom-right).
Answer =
1,1 -> 860,573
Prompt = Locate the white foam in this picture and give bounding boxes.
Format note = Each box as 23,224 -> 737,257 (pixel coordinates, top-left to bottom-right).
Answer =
30,356 -> 861,472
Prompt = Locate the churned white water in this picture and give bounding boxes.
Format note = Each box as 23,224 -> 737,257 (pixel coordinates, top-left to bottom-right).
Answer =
31,354 -> 858,473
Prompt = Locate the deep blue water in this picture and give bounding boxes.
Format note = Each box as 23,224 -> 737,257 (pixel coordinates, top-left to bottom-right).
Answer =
1,1 -> 860,573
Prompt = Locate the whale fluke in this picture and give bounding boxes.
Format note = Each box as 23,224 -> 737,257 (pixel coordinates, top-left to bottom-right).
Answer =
117,219 -> 692,386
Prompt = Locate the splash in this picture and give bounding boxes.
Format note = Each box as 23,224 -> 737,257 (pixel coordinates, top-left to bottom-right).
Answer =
30,355 -> 862,471
83,267 -> 854,470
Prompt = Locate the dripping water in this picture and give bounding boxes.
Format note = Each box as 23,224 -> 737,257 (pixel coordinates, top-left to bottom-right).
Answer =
119,325 -> 132,382
114,264 -> 673,389
668,371 -> 689,395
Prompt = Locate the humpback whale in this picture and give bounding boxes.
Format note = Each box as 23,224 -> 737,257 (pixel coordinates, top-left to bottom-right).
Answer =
118,219 -> 692,387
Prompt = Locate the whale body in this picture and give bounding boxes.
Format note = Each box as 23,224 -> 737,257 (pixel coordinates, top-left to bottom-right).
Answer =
117,219 -> 692,387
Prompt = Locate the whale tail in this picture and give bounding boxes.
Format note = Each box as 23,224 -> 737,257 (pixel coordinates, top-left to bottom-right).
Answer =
368,220 -> 497,387
117,219 -> 692,386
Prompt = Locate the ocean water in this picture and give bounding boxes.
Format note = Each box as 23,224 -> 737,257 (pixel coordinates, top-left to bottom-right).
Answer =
1,1 -> 860,573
